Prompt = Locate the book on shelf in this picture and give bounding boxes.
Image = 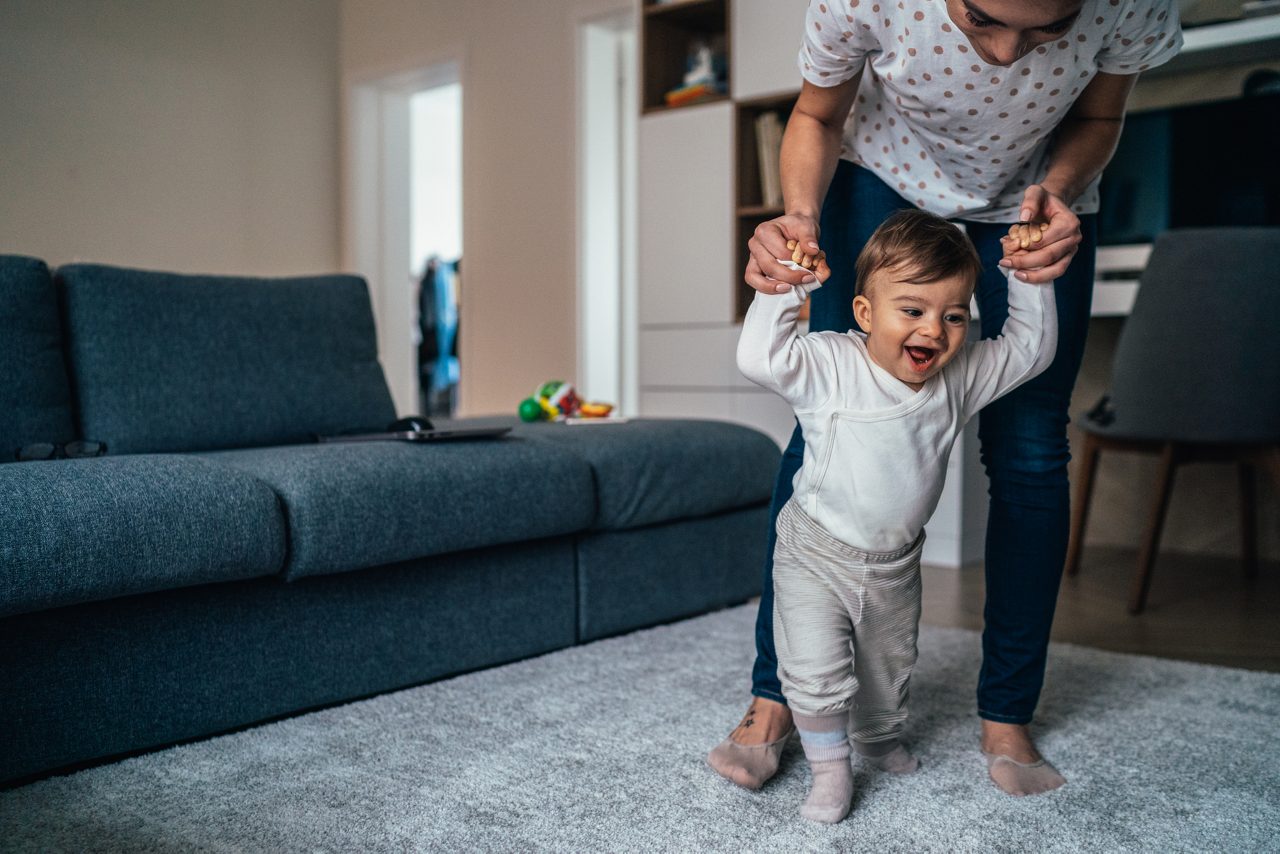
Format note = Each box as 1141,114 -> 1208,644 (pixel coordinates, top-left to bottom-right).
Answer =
754,110 -> 784,209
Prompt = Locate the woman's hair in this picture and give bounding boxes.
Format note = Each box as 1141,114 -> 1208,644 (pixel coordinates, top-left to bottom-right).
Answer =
854,209 -> 982,297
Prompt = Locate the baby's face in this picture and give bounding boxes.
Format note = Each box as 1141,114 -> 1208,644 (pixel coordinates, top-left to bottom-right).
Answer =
854,270 -> 973,390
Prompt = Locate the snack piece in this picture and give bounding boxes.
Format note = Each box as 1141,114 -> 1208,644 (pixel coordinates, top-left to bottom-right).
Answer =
1007,221 -> 1050,251
784,239 -> 826,271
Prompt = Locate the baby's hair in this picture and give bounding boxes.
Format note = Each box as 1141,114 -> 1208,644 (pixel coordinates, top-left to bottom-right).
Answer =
855,209 -> 982,297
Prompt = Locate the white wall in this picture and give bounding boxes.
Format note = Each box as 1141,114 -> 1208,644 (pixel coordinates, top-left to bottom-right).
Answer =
0,0 -> 342,275
341,0 -> 635,417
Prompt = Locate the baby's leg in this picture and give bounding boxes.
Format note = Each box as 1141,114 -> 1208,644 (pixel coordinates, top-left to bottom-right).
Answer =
791,712 -> 854,824
772,505 -> 863,823
848,542 -> 924,774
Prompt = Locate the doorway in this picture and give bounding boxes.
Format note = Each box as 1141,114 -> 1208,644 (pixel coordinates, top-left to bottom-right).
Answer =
410,81 -> 462,416
577,10 -> 637,415
345,60 -> 462,417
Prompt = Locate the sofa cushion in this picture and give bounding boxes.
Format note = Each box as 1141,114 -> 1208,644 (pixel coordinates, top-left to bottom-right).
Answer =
201,437 -> 596,580
514,418 -> 781,530
58,264 -> 396,454
0,256 -> 76,459
0,456 -> 287,618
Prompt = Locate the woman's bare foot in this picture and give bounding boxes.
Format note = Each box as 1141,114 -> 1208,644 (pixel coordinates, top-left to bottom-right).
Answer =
731,696 -> 793,745
707,697 -> 794,789
980,720 -> 1066,796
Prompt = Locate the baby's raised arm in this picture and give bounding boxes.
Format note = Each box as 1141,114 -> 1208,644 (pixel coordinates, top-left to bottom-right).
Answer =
736,266 -> 837,413
959,263 -> 1058,420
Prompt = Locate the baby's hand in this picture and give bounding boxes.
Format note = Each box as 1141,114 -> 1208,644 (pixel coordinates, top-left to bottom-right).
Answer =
785,240 -> 830,281
1002,221 -> 1049,257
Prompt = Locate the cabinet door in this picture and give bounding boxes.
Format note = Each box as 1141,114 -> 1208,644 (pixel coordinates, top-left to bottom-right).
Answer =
638,103 -> 733,325
733,0 -> 810,101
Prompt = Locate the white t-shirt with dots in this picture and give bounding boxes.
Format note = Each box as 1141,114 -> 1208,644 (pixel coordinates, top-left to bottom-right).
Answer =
799,0 -> 1182,220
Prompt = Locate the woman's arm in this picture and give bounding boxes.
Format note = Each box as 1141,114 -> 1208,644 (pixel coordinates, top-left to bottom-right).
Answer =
745,76 -> 860,294
1002,71 -> 1139,284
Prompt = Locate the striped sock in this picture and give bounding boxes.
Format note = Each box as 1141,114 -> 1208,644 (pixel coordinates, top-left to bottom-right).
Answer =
793,711 -> 854,824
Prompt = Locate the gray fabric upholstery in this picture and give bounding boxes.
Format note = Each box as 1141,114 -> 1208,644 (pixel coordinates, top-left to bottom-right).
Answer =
0,456 -> 286,618
576,505 -> 770,641
58,264 -> 396,453
0,538 -> 577,784
1087,228 -> 1280,443
513,419 -> 781,530
201,438 -> 596,579
0,256 -> 76,458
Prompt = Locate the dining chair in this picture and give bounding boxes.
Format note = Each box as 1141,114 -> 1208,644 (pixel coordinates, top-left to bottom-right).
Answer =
1065,227 -> 1280,613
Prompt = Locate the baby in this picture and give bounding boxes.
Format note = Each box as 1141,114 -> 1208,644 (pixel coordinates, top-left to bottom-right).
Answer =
735,209 -> 1057,823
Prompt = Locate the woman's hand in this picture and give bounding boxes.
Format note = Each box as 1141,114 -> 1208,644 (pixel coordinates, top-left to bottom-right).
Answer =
998,184 -> 1082,283
745,214 -> 831,294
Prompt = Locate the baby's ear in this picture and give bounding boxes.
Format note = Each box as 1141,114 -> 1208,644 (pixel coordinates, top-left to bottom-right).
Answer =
853,294 -> 873,332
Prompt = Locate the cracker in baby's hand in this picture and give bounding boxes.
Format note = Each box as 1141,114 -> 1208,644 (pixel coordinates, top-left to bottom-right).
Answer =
786,239 -> 825,271
1005,221 -> 1049,254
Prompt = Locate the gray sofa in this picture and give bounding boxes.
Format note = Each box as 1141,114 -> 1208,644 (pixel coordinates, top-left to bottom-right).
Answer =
0,255 -> 780,785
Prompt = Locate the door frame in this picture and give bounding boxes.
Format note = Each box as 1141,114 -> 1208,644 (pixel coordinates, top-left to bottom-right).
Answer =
343,53 -> 464,415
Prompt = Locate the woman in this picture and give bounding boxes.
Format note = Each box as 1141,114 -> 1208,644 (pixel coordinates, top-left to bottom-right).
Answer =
709,0 -> 1182,796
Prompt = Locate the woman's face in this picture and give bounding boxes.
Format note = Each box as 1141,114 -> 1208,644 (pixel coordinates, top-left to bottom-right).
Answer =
944,0 -> 1085,67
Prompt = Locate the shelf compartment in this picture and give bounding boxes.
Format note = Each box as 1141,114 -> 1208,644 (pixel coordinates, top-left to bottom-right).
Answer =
734,90 -> 799,320
641,0 -> 730,113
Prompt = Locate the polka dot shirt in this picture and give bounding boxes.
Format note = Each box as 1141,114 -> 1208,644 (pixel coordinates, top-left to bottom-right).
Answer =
799,0 -> 1183,221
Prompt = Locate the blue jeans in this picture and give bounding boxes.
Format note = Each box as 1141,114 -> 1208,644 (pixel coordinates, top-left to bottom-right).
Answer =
751,161 -> 1096,724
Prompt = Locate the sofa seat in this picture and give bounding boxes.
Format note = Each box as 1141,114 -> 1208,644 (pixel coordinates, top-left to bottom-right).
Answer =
201,438 -> 596,580
0,455 -> 287,618
513,418 -> 781,529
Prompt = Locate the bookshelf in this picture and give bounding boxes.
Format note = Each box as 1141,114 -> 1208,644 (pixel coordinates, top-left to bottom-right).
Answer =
641,0 -> 731,114
734,91 -> 798,319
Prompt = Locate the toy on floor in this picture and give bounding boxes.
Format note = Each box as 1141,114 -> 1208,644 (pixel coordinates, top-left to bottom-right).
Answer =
518,380 -> 615,422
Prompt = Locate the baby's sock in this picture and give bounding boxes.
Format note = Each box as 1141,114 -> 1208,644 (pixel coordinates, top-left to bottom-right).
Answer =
794,712 -> 854,824
983,751 -> 1067,796
854,738 -> 920,774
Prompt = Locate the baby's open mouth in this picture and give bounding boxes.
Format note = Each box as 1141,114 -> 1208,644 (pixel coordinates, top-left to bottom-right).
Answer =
905,345 -> 938,371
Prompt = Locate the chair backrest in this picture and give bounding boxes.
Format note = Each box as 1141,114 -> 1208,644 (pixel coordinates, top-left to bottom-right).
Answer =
1105,227 -> 1280,444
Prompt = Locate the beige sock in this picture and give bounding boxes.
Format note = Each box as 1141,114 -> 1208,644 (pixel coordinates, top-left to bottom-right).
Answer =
984,751 -> 1067,796
706,729 -> 792,790
794,711 -> 854,824
854,738 -> 920,774
800,759 -> 854,824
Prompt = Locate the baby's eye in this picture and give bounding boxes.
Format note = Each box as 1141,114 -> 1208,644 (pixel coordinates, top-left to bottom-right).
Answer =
946,313 -> 968,324
902,308 -> 923,317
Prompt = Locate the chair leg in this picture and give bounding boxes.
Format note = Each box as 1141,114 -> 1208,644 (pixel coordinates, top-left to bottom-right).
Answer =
1130,443 -> 1180,615
1240,462 -> 1258,580
1065,432 -> 1101,577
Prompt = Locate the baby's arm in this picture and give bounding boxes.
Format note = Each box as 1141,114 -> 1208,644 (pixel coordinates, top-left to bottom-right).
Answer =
736,269 -> 836,412
960,264 -> 1058,420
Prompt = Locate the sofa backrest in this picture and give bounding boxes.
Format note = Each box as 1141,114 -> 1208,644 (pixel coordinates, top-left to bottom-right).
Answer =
58,264 -> 397,453
0,255 -> 77,459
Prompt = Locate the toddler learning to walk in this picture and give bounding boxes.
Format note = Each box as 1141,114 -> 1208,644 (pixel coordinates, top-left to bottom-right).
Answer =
735,209 -> 1057,823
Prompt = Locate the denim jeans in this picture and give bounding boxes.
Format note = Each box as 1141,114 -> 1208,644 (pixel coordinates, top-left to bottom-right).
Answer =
751,161 -> 1096,724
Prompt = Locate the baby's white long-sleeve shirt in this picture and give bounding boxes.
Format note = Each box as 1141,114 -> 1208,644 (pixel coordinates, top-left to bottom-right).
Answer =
737,270 -> 1057,552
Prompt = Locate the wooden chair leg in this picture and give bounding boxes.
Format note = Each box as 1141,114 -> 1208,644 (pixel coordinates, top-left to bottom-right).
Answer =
1130,443 -> 1180,615
1065,432 -> 1101,577
1240,462 -> 1258,580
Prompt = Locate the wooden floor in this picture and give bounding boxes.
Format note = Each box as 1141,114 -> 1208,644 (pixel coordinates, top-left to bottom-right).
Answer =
921,546 -> 1280,673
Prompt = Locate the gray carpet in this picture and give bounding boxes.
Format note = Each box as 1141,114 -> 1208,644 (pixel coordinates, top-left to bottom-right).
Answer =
2,605 -> 1278,853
